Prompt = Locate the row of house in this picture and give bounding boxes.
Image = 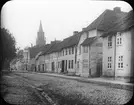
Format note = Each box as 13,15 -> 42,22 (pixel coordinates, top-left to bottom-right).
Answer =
22,7 -> 133,80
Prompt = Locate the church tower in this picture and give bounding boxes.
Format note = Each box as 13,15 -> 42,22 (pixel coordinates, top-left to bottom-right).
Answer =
36,20 -> 46,46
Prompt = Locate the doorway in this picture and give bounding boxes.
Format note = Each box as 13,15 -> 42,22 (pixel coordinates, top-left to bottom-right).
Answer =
61,60 -> 64,72
52,62 -> 55,72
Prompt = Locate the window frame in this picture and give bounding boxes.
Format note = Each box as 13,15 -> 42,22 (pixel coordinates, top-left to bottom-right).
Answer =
107,56 -> 112,69
72,47 -> 74,54
118,56 -> 123,69
116,32 -> 122,46
71,60 -> 73,69
66,49 -> 67,55
108,36 -> 112,48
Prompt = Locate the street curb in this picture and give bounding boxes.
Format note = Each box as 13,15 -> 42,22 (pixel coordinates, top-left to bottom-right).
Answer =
41,73 -> 133,91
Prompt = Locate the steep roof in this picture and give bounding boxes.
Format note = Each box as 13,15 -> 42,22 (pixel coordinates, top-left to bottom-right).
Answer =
46,41 -> 61,54
60,33 -> 81,49
81,36 -> 96,46
39,32 -> 80,56
29,45 -> 45,58
102,10 -> 134,37
41,44 -> 53,55
84,9 -> 127,32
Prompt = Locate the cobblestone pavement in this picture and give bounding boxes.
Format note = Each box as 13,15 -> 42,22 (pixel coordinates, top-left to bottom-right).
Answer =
15,72 -> 133,105
1,71 -> 49,105
1,71 -> 133,105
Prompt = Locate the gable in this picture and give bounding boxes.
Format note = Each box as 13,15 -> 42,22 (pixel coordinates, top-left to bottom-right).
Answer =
77,32 -> 88,46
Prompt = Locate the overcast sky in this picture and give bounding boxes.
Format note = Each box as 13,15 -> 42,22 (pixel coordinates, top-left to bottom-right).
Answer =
1,0 -> 132,49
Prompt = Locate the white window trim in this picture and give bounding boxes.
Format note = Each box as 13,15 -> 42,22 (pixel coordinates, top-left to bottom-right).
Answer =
107,57 -> 112,69
116,32 -> 122,46
118,56 -> 124,69
108,36 -> 112,48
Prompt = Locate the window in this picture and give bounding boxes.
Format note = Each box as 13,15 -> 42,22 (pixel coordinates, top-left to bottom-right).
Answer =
71,60 -> 73,69
66,49 -> 67,55
83,46 -> 88,53
117,32 -> 122,45
42,64 -> 44,71
107,57 -> 112,69
69,48 -> 71,55
108,36 -> 112,48
72,47 -> 74,54
68,60 -> 70,69
77,61 -> 79,68
118,56 -> 123,69
63,50 -> 64,56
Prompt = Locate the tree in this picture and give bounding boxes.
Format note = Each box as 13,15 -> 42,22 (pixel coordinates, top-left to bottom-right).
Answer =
0,28 -> 17,69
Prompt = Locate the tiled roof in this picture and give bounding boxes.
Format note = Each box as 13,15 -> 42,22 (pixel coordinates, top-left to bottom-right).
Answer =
84,9 -> 127,32
102,10 -> 134,37
41,44 -> 53,55
60,33 -> 81,49
29,45 -> 45,58
46,41 -> 61,54
81,37 -> 96,46
40,32 -> 81,56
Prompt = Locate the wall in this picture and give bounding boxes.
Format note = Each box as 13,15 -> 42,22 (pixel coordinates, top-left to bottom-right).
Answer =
79,30 -> 103,77
115,30 -> 132,77
89,37 -> 103,77
80,47 -> 89,77
102,36 -> 115,77
102,29 -> 133,78
76,32 -> 88,75
59,46 -> 76,74
88,29 -> 97,37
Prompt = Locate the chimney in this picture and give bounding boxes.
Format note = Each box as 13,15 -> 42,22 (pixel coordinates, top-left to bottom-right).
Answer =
113,7 -> 121,13
73,31 -> 79,35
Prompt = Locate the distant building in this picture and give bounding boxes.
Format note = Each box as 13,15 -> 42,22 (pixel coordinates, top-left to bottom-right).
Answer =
22,21 -> 46,71
36,20 -> 46,46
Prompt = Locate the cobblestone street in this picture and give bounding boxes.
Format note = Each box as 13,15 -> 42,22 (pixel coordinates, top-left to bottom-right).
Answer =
1,71 -> 132,105
1,71 -> 49,105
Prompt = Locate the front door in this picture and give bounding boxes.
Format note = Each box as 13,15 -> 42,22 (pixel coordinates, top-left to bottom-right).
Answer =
52,62 -> 54,72
61,60 -> 64,72
65,60 -> 67,72
42,64 -> 44,72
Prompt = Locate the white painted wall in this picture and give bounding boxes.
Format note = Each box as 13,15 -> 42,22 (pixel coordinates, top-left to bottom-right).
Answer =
115,30 -> 132,77
102,29 -> 133,78
76,32 -> 88,75
88,29 -> 97,38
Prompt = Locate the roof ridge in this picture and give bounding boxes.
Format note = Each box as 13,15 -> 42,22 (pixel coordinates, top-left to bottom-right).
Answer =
97,10 -> 108,29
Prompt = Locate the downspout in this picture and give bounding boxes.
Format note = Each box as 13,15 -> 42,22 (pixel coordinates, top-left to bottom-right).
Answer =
88,46 -> 91,77
114,34 -> 116,79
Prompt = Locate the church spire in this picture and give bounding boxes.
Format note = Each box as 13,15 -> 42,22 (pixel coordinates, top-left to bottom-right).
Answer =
39,20 -> 43,32
36,20 -> 46,46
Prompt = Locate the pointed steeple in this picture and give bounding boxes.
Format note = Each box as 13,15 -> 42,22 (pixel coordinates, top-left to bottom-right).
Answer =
36,20 -> 46,46
39,20 -> 43,32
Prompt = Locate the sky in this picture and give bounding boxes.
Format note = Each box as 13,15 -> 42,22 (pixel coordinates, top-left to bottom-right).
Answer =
1,0 -> 132,49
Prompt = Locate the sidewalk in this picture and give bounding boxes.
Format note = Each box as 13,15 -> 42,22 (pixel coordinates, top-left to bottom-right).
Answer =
37,72 -> 133,91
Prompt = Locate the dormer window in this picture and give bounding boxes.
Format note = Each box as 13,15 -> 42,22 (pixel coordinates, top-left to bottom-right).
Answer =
108,36 -> 112,48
